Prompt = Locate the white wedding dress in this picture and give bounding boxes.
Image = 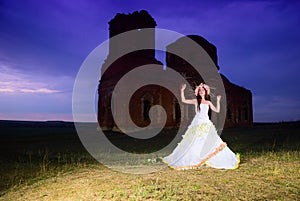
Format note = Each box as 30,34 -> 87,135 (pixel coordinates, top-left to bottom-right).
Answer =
163,104 -> 240,170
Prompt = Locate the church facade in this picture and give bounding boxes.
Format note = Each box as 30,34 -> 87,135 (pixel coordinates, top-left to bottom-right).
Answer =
98,10 -> 253,130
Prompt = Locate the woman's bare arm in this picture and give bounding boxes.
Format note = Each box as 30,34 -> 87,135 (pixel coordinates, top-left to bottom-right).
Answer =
181,84 -> 196,105
208,95 -> 221,113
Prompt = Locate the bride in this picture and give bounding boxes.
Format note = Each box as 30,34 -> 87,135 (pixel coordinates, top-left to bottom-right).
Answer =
163,83 -> 240,170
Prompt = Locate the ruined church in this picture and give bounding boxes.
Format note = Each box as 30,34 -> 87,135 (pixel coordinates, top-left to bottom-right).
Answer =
98,10 -> 253,130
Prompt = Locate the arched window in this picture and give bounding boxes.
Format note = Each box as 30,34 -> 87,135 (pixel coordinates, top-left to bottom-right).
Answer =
238,108 -> 241,121
227,108 -> 232,120
244,108 -> 248,121
143,100 -> 151,121
174,102 -> 181,123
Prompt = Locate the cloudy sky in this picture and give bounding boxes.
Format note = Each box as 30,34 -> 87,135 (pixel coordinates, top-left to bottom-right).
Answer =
0,0 -> 299,122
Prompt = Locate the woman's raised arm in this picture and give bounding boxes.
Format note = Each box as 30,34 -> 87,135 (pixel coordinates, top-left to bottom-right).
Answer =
181,84 -> 196,105
209,95 -> 221,113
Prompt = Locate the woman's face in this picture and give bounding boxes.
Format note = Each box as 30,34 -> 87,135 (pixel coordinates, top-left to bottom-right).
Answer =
199,87 -> 205,96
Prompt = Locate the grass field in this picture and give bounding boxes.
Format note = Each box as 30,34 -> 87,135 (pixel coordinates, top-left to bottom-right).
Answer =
0,120 -> 299,200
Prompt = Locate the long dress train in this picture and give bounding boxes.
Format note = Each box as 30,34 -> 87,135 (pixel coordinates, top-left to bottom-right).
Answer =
163,104 -> 240,170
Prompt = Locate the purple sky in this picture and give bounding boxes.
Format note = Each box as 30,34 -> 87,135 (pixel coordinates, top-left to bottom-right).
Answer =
0,0 -> 299,122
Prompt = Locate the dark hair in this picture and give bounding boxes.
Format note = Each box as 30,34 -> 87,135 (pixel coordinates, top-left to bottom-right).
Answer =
196,87 -> 210,112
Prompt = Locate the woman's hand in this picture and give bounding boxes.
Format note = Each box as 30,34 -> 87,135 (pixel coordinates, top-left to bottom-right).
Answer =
217,95 -> 221,102
181,84 -> 186,91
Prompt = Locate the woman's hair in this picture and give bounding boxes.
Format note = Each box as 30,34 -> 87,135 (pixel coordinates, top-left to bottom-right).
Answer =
196,87 -> 210,112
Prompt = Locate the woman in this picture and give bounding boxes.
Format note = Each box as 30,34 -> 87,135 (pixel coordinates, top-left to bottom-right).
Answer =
163,83 -> 240,170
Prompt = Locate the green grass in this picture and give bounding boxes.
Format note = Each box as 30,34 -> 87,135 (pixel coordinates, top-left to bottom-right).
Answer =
0,120 -> 299,200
